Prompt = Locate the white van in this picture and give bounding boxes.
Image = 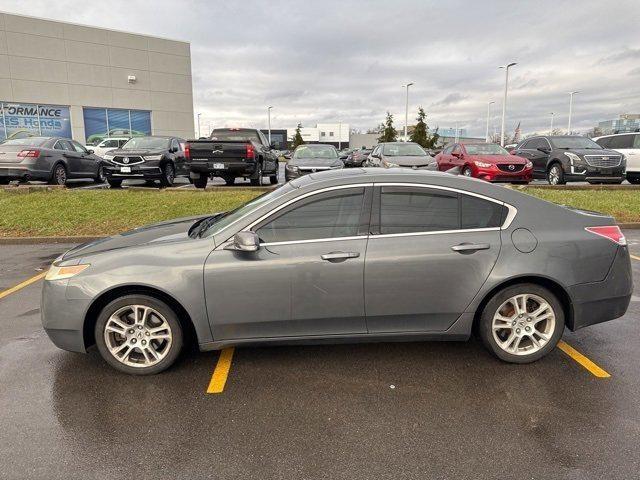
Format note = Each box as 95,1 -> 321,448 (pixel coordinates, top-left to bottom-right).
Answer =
91,137 -> 130,158
594,133 -> 640,184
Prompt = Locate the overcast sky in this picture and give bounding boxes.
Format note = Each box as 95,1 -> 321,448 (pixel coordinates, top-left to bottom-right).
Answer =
2,0 -> 639,137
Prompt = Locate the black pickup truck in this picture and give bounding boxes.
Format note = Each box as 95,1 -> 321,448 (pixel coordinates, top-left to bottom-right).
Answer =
185,128 -> 280,188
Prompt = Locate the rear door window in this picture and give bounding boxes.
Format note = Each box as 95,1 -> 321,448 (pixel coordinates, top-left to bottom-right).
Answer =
461,195 -> 507,229
379,187 -> 459,234
608,135 -> 634,149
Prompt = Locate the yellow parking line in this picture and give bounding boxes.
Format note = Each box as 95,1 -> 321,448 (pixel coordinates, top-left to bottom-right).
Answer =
557,340 -> 611,378
206,347 -> 235,394
0,271 -> 47,300
630,254 -> 640,262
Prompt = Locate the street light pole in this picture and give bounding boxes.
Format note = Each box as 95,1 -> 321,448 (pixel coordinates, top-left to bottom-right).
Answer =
338,121 -> 342,150
267,106 -> 273,145
567,91 -> 579,134
197,113 -> 201,138
549,112 -> 554,134
485,101 -> 495,143
403,82 -> 414,141
499,62 -> 517,147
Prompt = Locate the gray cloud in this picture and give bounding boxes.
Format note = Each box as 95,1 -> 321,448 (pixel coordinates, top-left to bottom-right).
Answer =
1,0 -> 638,137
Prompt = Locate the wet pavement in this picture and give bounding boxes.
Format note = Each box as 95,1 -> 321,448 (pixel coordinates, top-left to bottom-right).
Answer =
1,233 -> 640,479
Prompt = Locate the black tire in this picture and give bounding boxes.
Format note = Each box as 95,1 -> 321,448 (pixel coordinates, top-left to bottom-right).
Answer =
49,163 -> 67,186
627,176 -> 640,185
107,178 -> 122,188
269,165 -> 279,185
462,166 -> 473,177
478,283 -> 565,364
0,178 -> 9,185
94,295 -> 184,375
250,162 -> 263,186
144,180 -> 157,187
160,163 -> 175,188
94,165 -> 106,184
223,176 -> 235,186
546,163 -> 565,185
193,175 -> 208,189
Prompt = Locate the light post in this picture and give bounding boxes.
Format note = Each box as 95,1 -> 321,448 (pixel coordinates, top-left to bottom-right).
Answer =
549,112 -> 554,134
485,101 -> 495,143
403,82 -> 414,141
567,91 -> 579,134
267,106 -> 273,144
499,62 -> 517,147
197,113 -> 201,138
338,120 -> 342,150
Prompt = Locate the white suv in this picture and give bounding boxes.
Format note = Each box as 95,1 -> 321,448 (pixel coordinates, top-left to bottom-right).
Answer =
91,137 -> 130,158
594,133 -> 640,184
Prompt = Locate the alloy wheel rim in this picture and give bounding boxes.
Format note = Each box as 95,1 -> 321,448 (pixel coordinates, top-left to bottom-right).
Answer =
492,293 -> 556,356
549,167 -> 560,184
56,167 -> 66,184
98,166 -> 105,182
166,165 -> 175,183
463,168 -> 472,176
104,305 -> 173,368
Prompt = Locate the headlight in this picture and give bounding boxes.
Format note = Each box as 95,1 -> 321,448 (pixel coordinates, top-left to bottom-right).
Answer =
144,155 -> 163,161
285,164 -> 299,172
45,263 -> 90,281
564,152 -> 582,164
103,154 -> 114,161
474,161 -> 492,168
525,160 -> 533,168
383,161 -> 399,168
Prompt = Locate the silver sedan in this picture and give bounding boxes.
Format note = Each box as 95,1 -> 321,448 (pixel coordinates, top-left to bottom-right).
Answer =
42,169 -> 632,374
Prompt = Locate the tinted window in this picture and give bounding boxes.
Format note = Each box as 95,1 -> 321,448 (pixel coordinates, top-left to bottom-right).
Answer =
293,145 -> 337,159
256,188 -> 365,243
59,140 -> 74,151
442,145 -> 454,154
209,129 -> 260,142
70,140 -> 88,153
452,144 -> 462,154
464,144 -> 509,155
53,141 -> 65,150
524,138 -> 548,150
382,143 -> 427,156
607,135 -> 634,149
102,140 -> 119,148
550,137 -> 601,149
122,137 -> 170,150
380,187 -> 458,234
461,195 -> 506,229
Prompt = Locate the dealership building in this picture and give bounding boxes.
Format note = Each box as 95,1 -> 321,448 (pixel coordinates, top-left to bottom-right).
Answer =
0,12 -> 194,145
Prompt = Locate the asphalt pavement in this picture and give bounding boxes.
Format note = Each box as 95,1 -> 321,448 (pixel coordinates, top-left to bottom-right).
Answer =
1,234 -> 640,479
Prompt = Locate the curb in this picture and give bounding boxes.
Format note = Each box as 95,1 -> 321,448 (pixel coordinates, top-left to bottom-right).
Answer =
516,184 -> 640,191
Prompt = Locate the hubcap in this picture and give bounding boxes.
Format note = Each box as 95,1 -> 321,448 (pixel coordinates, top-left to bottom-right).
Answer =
492,294 -> 556,356
104,305 -> 172,368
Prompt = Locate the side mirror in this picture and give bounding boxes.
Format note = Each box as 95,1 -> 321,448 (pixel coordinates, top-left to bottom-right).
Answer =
284,153 -> 292,159
537,146 -> 551,154
170,146 -> 178,153
87,149 -> 94,154
224,231 -> 260,252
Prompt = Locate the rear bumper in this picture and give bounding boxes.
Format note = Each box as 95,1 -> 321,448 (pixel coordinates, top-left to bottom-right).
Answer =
188,159 -> 258,178
0,162 -> 49,181
568,246 -> 633,330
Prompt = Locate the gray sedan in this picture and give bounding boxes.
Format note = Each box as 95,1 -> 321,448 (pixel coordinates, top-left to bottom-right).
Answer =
0,136 -> 105,185
42,169 -> 632,374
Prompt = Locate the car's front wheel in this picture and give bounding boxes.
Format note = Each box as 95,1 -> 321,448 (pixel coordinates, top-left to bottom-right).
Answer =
95,295 -> 183,375
547,163 -> 565,185
478,283 -> 564,363
462,166 -> 473,177
160,163 -> 175,188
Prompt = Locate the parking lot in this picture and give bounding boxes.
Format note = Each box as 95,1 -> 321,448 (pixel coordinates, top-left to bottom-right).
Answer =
1,233 -> 639,479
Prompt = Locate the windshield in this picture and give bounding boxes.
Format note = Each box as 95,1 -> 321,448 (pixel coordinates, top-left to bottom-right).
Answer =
122,137 -> 170,150
382,143 -> 427,156
464,144 -> 509,155
209,129 -> 260,142
551,137 -> 602,149
0,137 -> 47,146
293,145 -> 338,159
199,183 -> 295,238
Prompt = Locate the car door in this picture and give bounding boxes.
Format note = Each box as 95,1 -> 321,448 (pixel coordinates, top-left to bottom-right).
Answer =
437,145 -> 453,170
364,185 -> 503,333
368,146 -> 382,167
450,144 -> 464,168
517,138 -> 548,177
204,185 -> 372,340
70,140 -> 98,176
56,139 -> 82,176
607,134 -> 638,171
257,130 -> 277,173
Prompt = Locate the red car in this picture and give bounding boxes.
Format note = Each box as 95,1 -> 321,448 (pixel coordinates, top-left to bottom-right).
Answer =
435,142 -> 532,183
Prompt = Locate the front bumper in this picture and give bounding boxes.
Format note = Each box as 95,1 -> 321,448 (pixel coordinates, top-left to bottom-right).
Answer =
565,163 -> 625,182
104,164 -> 163,179
568,246 -> 632,330
41,278 -> 91,353
474,165 -> 533,182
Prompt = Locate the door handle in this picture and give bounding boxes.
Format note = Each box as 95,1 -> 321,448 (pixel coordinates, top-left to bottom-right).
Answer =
321,251 -> 360,261
451,243 -> 490,252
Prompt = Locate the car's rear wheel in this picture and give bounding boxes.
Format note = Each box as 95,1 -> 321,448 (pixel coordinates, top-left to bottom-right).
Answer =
50,164 -> 67,186
193,175 -> 208,189
627,175 -> 640,185
269,164 -> 279,185
223,176 -> 235,186
250,162 -> 263,186
547,163 -> 565,185
478,283 -> 564,363
95,295 -> 183,375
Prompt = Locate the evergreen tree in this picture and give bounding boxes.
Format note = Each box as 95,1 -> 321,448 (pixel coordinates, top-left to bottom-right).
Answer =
410,107 -> 440,149
378,112 -> 397,142
292,123 -> 304,148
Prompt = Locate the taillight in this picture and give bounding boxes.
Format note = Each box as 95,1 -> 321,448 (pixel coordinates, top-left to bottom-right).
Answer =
585,226 -> 626,246
17,149 -> 40,158
184,144 -> 190,160
245,144 -> 255,159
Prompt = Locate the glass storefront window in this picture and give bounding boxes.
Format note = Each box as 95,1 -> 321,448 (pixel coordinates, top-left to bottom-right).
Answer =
83,108 -> 151,145
0,102 -> 72,140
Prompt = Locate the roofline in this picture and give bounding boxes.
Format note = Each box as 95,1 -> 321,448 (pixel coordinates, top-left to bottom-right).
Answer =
0,10 -> 190,45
